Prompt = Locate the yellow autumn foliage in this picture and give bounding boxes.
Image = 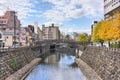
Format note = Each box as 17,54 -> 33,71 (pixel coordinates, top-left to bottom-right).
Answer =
92,12 -> 120,42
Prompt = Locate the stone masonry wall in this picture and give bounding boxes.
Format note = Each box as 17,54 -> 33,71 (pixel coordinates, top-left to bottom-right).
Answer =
78,45 -> 120,80
0,46 -> 41,80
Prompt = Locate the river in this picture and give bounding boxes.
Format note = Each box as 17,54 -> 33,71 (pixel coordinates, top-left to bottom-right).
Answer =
25,52 -> 86,80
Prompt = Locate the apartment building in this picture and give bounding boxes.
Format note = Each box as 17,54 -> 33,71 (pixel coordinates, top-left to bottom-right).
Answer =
24,25 -> 39,46
0,11 -> 21,47
42,23 -> 60,40
3,32 -> 13,47
104,0 -> 120,18
19,27 -> 27,46
37,27 -> 44,41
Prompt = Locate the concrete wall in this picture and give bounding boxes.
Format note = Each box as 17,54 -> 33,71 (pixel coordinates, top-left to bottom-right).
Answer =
4,34 -> 13,47
78,45 -> 120,80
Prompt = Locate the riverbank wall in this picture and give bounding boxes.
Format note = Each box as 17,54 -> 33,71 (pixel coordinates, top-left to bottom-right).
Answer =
77,45 -> 120,80
0,46 -> 43,80
5,58 -> 41,80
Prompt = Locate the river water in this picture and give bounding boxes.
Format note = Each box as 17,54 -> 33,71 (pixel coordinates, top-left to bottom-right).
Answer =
25,52 -> 86,80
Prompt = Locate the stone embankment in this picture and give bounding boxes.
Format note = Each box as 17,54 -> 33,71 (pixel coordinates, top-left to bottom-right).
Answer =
77,45 -> 120,80
0,46 -> 42,80
76,58 -> 102,80
6,58 -> 41,80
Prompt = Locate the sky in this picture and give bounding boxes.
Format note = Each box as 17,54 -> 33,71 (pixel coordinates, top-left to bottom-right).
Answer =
0,0 -> 104,34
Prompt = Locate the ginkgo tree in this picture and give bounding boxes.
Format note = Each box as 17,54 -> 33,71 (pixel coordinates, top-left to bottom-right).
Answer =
78,33 -> 88,43
92,20 -> 105,46
92,12 -> 120,47
113,13 -> 120,41
113,13 -> 120,47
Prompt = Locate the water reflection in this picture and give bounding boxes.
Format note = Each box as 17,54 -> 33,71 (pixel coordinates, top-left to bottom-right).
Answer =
25,53 -> 86,80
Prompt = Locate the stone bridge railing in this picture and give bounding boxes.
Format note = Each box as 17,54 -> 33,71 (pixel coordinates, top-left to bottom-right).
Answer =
35,39 -> 89,45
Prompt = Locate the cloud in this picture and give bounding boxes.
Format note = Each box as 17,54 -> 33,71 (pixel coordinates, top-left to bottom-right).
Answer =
0,0 -> 103,30
42,0 -> 103,22
0,0 -> 37,20
60,27 -> 91,35
43,21 -> 63,27
44,10 -> 65,21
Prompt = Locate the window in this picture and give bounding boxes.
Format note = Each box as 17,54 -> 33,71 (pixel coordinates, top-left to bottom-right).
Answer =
22,33 -> 26,35
10,28 -> 12,30
22,38 -> 26,40
6,36 -> 8,39
0,21 -> 3,24
49,28 -> 51,31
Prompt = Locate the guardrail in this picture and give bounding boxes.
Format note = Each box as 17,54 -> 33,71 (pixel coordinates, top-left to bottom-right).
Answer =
0,48 -> 14,52
0,40 -> 89,53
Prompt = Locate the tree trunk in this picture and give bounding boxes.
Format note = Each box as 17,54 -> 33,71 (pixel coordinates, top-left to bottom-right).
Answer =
108,41 -> 110,48
119,42 -> 120,48
100,42 -> 104,47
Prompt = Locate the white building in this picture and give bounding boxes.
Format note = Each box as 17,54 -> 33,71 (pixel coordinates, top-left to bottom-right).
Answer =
37,27 -> 43,41
104,0 -> 120,18
34,22 -> 38,34
71,32 -> 79,41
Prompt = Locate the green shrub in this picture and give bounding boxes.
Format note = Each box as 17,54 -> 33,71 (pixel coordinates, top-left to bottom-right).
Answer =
9,54 -> 18,71
110,43 -> 119,48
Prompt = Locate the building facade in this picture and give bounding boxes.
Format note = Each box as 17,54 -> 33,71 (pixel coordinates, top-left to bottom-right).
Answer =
37,27 -> 44,41
104,0 -> 120,18
24,25 -> 39,46
0,11 -> 21,47
3,32 -> 14,47
71,32 -> 79,41
0,31 -> 4,47
42,24 -> 60,40
19,27 -> 27,46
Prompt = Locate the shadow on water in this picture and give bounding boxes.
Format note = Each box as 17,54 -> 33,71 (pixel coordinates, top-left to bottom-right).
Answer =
39,50 -> 57,63
69,62 -> 78,68
25,51 -> 86,80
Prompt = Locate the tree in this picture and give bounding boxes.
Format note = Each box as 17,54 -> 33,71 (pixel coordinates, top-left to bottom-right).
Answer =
92,12 -> 120,47
78,33 -> 88,42
92,21 -> 104,46
113,12 -> 120,47
113,13 -> 120,41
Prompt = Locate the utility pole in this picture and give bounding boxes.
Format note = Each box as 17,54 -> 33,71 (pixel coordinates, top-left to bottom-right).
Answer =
14,11 -> 16,47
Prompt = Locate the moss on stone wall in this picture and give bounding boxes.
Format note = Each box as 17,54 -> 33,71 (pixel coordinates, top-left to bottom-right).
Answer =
9,54 -> 18,71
